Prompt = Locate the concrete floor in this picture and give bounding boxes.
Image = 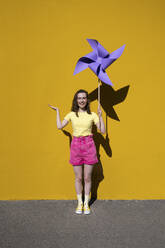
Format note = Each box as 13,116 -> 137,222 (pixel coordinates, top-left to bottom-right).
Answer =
0,200 -> 164,248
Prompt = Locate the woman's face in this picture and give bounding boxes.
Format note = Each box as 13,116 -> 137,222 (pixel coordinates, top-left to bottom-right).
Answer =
77,92 -> 88,109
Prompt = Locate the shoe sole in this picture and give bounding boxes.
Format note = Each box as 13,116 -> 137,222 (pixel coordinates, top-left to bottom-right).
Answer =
84,210 -> 90,215
75,211 -> 82,214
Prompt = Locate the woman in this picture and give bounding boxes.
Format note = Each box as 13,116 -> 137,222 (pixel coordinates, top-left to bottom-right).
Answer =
48,89 -> 105,215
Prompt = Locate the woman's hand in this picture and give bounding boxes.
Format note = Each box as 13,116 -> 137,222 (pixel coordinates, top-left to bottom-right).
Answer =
96,104 -> 105,134
97,104 -> 102,118
48,104 -> 59,111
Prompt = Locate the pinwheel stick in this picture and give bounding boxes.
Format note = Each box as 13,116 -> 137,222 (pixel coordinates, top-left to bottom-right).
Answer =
98,78 -> 101,108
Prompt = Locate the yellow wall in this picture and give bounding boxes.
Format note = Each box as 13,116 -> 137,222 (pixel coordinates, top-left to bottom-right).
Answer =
0,0 -> 164,199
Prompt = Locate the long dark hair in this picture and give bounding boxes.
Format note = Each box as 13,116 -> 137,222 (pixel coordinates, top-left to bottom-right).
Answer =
71,89 -> 91,117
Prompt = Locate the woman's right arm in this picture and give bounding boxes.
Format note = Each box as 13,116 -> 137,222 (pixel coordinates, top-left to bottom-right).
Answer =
48,104 -> 69,129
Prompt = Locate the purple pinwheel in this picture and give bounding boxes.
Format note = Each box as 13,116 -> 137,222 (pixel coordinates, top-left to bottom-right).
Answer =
73,39 -> 125,86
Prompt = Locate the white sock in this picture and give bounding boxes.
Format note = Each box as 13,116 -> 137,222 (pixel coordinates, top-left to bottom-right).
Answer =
77,194 -> 83,205
84,194 -> 90,206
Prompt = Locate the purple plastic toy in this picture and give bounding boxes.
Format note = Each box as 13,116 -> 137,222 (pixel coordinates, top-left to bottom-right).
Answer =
73,39 -> 125,86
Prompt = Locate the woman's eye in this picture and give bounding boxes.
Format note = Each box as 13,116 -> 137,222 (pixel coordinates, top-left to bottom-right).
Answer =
77,97 -> 87,100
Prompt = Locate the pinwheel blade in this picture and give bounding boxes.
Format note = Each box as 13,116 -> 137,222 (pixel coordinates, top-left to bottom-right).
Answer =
87,38 -> 109,58
73,51 -> 97,75
86,39 -> 98,55
98,69 -> 113,86
102,44 -> 125,70
102,57 -> 116,70
110,44 -> 125,59
97,42 -> 110,58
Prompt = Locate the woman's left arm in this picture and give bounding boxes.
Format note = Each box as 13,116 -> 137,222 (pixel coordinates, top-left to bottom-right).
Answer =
96,105 -> 106,134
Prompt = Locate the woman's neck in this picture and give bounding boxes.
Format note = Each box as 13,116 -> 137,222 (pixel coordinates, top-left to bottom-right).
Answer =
78,108 -> 86,112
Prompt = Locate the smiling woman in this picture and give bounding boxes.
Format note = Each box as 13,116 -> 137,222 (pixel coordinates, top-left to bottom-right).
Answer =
77,93 -> 87,108
48,89 -> 105,215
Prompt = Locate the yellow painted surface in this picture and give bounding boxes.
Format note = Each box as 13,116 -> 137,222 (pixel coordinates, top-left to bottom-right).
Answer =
0,0 -> 164,199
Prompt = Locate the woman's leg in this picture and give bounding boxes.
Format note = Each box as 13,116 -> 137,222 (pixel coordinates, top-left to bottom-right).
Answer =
73,165 -> 83,213
73,165 -> 83,194
83,164 -> 94,212
84,164 -> 94,195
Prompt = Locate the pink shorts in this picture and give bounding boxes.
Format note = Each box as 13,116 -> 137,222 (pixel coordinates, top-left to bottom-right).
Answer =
69,134 -> 98,166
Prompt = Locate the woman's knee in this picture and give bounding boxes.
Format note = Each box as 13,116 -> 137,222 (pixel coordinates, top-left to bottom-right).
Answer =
75,176 -> 82,183
84,175 -> 91,183
73,165 -> 82,183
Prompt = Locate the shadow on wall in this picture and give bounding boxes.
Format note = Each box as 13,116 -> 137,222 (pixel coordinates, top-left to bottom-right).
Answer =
89,83 -> 130,121
62,83 -> 130,204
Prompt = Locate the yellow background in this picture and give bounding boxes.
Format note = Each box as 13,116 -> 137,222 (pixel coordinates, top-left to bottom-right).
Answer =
0,0 -> 164,199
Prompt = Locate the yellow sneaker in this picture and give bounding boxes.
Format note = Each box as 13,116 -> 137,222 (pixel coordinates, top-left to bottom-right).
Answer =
84,204 -> 90,215
75,203 -> 83,214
